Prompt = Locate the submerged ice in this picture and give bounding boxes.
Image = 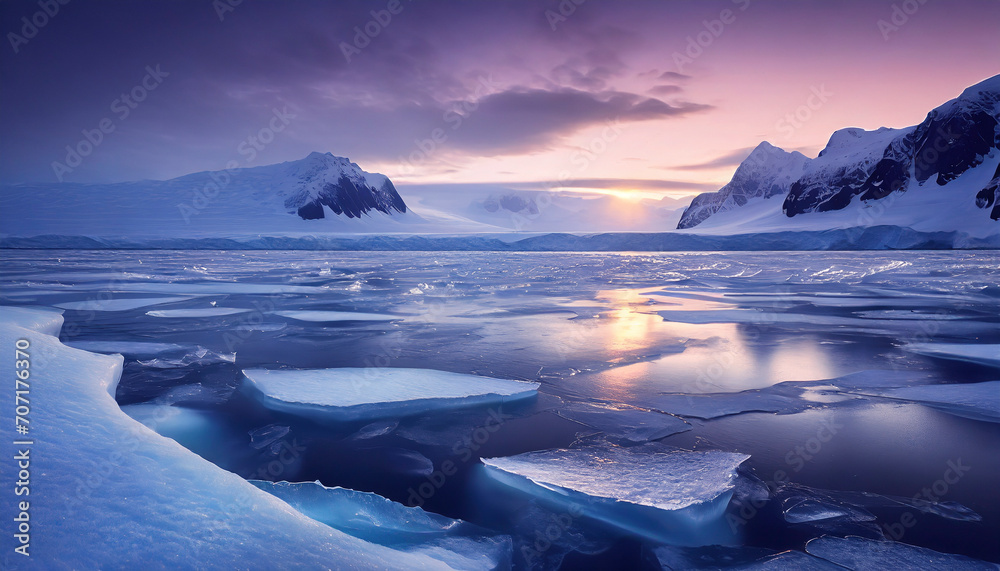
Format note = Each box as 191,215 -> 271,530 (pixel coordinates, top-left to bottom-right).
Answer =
250,480 -> 512,571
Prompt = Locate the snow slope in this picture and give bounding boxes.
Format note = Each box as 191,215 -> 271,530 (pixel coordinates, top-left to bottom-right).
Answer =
0,152 -> 482,238
0,306 -> 467,570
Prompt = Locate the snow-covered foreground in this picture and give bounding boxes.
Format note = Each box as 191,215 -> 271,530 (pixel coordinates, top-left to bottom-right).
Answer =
0,307 -> 480,570
1,250 -> 999,569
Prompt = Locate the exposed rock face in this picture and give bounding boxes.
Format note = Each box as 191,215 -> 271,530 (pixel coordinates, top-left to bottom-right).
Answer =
281,153 -> 407,220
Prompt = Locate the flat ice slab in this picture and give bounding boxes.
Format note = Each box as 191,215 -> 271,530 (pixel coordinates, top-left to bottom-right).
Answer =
242,368 -> 540,422
650,390 -> 803,419
272,310 -> 400,322
903,343 -> 1000,367
147,307 -> 252,317
860,381 -> 1000,423
55,296 -> 195,312
556,401 -> 691,442
251,480 -> 511,571
805,536 -> 1000,570
481,446 -> 749,545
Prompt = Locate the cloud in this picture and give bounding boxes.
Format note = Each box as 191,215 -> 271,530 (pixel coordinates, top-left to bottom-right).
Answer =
671,147 -> 756,171
648,84 -> 684,96
658,71 -> 691,81
446,87 -> 712,155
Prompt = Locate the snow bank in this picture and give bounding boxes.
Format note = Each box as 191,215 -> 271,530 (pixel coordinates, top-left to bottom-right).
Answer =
0,306 -> 459,570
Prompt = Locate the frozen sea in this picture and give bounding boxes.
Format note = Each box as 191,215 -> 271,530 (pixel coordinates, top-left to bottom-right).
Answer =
1,249 -> 998,570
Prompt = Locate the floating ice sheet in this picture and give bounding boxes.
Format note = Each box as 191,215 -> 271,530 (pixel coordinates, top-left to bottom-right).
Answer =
556,401 -> 691,442
242,367 -> 540,422
272,310 -> 400,322
250,480 -> 511,571
858,381 -> 1000,423
903,343 -> 1000,368
482,446 -> 749,545
147,307 -> 252,317
64,340 -> 188,356
649,389 -> 805,420
0,306 -> 452,569
727,550 -> 845,570
55,296 -> 196,312
805,536 -> 1000,570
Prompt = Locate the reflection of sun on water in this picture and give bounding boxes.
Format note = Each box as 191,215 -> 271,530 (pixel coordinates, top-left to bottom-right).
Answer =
595,290 -> 661,359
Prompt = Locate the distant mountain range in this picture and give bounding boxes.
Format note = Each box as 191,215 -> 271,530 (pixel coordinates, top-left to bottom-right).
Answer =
677,74 -> 1000,238
2,75 -> 998,249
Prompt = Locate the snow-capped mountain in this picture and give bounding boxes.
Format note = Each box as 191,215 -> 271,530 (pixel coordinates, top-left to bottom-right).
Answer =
0,152 -> 423,238
273,152 -> 406,220
677,142 -> 808,229
678,74 -> 1000,236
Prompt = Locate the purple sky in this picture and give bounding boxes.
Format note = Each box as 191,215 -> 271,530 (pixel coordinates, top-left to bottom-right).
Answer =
1,0 -> 997,198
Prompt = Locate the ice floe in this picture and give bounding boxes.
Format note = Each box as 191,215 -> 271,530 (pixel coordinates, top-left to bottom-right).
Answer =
242,367 -> 540,422
903,343 -> 1000,368
556,401 -> 691,442
272,310 -> 400,322
856,381 -> 1000,423
805,535 -> 1000,570
54,296 -> 196,312
481,446 -> 749,545
146,307 -> 252,317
